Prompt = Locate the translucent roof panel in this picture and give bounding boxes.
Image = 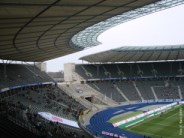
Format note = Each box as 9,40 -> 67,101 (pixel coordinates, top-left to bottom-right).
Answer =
70,0 -> 184,49
0,0 -> 184,61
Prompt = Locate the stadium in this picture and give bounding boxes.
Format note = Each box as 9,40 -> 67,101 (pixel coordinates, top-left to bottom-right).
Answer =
0,0 -> 184,138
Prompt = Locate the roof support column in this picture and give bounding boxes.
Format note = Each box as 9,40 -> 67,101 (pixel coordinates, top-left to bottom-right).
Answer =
34,61 -> 36,82
1,60 -> 13,80
170,62 -> 173,75
129,64 -> 132,76
96,64 -> 99,77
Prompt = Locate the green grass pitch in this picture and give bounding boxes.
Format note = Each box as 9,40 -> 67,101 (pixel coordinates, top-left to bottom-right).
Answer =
108,110 -> 143,123
125,105 -> 184,138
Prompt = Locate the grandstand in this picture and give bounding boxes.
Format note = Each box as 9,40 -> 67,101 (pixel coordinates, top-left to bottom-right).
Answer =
61,59 -> 184,137
74,61 -> 184,102
0,64 -> 90,137
1,0 -> 184,138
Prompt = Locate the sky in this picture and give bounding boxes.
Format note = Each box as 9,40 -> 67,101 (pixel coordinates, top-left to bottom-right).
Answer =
46,4 -> 184,72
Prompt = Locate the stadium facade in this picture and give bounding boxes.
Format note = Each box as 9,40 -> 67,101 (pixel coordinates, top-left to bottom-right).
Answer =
0,0 -> 184,138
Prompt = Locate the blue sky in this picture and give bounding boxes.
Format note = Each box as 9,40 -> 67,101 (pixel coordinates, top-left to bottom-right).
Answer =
46,4 -> 184,72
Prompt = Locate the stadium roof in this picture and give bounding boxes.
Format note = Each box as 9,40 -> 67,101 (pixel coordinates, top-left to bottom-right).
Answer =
80,45 -> 184,62
0,0 -> 184,62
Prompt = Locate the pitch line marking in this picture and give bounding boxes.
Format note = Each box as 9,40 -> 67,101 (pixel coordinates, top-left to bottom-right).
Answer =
166,111 -> 178,119
179,106 -> 183,136
129,129 -> 171,138
146,122 -> 178,129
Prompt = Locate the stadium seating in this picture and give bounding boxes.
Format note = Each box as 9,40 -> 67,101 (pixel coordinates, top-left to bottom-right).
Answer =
88,81 -> 127,103
86,78 -> 184,102
75,61 -> 184,79
0,63 -> 90,138
4,86 -> 86,120
75,61 -> 184,103
0,85 -> 89,138
134,80 -> 156,100
0,113 -> 40,138
1,61 -> 184,138
115,81 -> 142,101
0,63 -> 53,89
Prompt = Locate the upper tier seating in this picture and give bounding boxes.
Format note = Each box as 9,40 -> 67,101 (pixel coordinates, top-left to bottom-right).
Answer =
0,63 -> 53,89
75,61 -> 184,79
